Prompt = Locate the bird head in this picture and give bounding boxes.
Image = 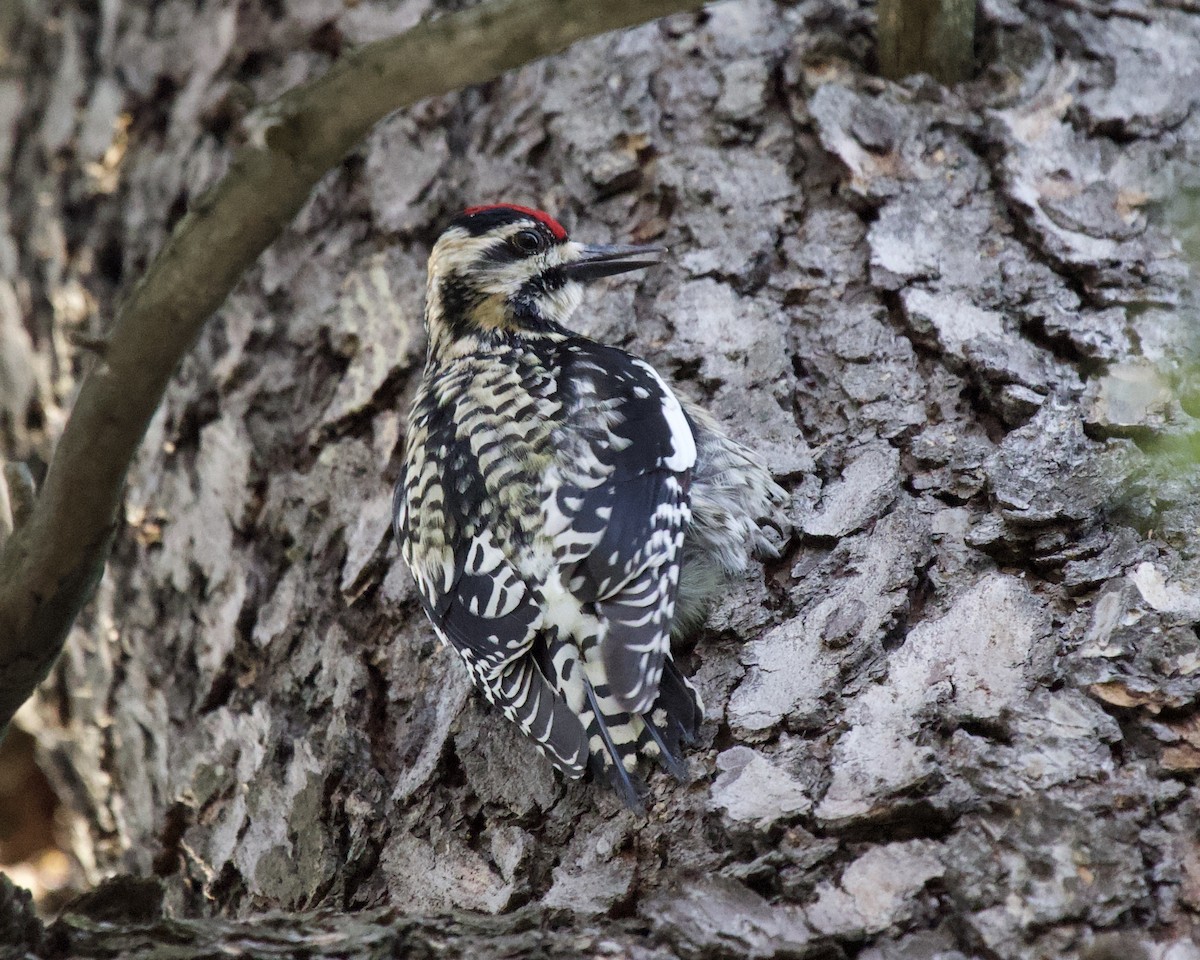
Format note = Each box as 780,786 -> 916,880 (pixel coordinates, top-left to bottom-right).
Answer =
424,204 -> 663,353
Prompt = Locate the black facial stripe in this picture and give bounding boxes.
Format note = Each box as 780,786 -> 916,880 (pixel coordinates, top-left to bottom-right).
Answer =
449,212 -> 563,259
522,269 -> 567,297
482,238 -> 523,264
439,276 -> 485,339
511,292 -> 567,335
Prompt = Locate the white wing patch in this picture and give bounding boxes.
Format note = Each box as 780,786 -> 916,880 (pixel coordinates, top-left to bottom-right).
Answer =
632,359 -> 696,472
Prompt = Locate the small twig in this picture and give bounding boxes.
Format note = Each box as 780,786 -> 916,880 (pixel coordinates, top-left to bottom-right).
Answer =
66,331 -> 111,356
0,468 -> 11,550
3,463 -> 35,532
0,462 -> 36,740
0,0 -> 708,733
0,463 -> 35,552
878,0 -> 976,85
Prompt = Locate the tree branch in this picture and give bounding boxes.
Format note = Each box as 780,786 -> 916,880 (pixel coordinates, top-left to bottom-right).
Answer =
0,0 -> 708,732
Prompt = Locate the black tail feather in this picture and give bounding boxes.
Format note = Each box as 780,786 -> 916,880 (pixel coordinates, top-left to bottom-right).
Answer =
584,678 -> 646,814
642,714 -> 689,782
655,657 -> 703,748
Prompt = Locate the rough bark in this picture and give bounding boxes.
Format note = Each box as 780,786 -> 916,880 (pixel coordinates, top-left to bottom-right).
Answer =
4,0 -> 1200,958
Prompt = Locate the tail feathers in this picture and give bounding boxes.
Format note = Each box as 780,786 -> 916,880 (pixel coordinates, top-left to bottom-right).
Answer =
584,679 -> 646,813
543,626 -> 705,810
492,658 -> 589,779
654,657 -> 704,749
640,714 -> 689,782
583,656 -> 704,810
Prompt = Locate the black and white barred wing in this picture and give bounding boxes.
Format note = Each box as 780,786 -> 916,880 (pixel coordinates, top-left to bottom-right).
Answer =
395,434 -> 589,777
548,343 -> 697,715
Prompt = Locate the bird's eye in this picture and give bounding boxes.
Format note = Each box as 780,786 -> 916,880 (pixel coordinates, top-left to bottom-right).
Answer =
512,229 -> 544,254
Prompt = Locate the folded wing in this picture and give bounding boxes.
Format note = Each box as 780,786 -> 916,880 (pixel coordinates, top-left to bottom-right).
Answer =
549,343 -> 697,716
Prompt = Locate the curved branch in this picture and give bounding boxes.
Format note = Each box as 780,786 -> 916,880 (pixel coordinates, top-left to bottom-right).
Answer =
0,0 -> 708,731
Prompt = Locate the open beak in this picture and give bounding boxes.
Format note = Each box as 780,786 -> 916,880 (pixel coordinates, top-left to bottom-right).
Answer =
561,243 -> 666,282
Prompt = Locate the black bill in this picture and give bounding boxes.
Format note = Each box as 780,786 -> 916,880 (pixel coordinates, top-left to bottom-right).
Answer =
561,243 -> 666,282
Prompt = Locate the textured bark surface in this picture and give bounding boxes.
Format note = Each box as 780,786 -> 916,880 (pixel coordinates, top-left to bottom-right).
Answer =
4,0 -> 1200,958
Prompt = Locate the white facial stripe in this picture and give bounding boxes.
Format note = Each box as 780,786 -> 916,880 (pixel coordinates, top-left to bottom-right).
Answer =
429,227 -> 583,289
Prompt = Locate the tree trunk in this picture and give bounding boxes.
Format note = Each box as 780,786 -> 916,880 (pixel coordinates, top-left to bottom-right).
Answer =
6,0 -> 1200,957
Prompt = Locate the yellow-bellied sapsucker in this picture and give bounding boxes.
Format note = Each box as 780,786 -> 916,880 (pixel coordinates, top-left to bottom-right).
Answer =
394,204 -> 789,809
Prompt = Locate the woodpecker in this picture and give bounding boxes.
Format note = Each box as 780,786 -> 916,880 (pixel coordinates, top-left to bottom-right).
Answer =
394,204 -> 788,809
